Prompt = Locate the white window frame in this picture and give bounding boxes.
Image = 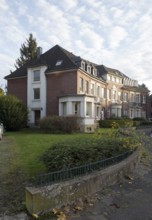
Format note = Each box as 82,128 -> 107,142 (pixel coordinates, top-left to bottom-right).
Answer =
33,70 -> 40,82
62,102 -> 67,115
33,88 -> 40,100
81,61 -> 85,70
86,102 -> 92,117
87,65 -> 91,74
143,95 -> 146,104
91,83 -> 94,95
80,77 -> 84,92
72,102 -> 80,115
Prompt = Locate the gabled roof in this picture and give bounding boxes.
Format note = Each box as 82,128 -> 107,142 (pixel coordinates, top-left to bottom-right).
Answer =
5,45 -> 79,79
96,65 -> 124,78
122,85 -> 149,93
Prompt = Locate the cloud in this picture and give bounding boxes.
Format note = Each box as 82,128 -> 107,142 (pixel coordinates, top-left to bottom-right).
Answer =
0,0 -> 152,93
108,26 -> 128,49
0,0 -> 8,10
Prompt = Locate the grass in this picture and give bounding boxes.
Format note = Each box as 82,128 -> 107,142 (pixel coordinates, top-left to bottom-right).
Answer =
5,128 -> 93,178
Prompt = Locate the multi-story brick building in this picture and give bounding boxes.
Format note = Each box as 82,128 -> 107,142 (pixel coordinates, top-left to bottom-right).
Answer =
5,45 -> 149,132
147,94 -> 152,120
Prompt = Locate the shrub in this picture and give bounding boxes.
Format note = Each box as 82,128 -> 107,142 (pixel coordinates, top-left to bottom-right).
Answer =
133,117 -> 146,121
0,95 -> 28,131
99,119 -> 133,128
40,136 -> 134,172
40,115 -> 80,134
140,121 -> 152,126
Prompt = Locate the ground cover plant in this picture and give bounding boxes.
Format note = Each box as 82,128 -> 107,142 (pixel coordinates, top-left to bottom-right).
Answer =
40,127 -> 142,172
5,129 -> 91,177
0,127 -> 147,215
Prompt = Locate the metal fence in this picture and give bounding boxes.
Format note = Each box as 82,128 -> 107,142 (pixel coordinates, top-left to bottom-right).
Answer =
35,150 -> 133,186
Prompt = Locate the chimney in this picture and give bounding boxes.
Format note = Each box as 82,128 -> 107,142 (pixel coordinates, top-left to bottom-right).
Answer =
36,47 -> 43,58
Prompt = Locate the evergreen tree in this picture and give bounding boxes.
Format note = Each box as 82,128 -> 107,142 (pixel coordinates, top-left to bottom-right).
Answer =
15,33 -> 37,69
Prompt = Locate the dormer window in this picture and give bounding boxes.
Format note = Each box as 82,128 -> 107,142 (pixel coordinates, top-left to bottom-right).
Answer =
81,61 -> 85,70
56,60 -> 63,66
87,65 -> 91,74
93,68 -> 97,76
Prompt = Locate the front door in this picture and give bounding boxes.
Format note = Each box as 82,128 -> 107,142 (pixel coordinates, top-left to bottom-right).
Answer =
34,110 -> 40,125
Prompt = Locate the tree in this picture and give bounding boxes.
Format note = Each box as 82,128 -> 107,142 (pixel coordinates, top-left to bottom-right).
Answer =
0,95 -> 28,131
15,33 -> 37,69
0,87 -> 4,96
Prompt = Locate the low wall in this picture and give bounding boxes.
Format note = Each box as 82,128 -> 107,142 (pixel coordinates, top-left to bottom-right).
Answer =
26,149 -> 140,214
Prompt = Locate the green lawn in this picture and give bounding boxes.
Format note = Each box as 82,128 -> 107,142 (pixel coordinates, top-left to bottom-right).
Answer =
5,129 -> 93,177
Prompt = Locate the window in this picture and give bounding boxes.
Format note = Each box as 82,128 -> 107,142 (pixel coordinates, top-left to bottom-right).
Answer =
80,77 -> 83,92
93,69 -> 97,76
136,94 -> 140,103
143,95 -> 146,104
124,92 -> 128,102
62,102 -> 66,115
87,65 -> 91,74
136,110 -> 139,117
34,88 -> 40,100
72,102 -> 80,115
107,89 -> 111,99
33,70 -> 40,81
81,61 -> 85,70
124,109 -> 128,117
96,106 -> 100,119
86,102 -> 92,116
85,81 -> 89,94
142,111 -> 146,118
118,91 -> 121,101
91,83 -> 94,95
101,88 -> 105,98
113,90 -> 117,100
96,86 -> 100,96
131,93 -> 134,102
130,109 -> 133,118
56,60 -> 63,66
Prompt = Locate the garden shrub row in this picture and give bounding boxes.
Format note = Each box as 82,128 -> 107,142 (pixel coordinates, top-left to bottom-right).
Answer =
40,134 -> 138,172
99,119 -> 133,128
40,115 -> 81,134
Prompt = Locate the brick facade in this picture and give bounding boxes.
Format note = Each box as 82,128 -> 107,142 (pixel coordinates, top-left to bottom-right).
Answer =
46,70 -> 77,115
7,77 -> 27,106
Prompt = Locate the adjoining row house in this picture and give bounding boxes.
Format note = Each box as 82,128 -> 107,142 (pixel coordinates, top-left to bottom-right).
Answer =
147,94 -> 152,120
5,45 -> 149,132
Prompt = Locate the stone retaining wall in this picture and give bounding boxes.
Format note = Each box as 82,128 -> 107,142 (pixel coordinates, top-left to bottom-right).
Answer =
26,149 -> 140,214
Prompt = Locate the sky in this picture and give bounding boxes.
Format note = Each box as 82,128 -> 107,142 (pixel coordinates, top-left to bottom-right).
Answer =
0,0 -> 152,93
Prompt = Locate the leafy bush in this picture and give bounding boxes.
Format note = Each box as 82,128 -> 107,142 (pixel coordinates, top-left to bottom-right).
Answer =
40,136 -> 135,172
99,119 -> 133,128
133,117 -> 146,121
140,121 -> 152,126
40,115 -> 80,134
0,95 -> 28,131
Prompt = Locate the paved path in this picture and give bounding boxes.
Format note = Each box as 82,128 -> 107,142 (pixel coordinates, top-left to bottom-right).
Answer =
0,137 -> 27,218
69,136 -> 152,220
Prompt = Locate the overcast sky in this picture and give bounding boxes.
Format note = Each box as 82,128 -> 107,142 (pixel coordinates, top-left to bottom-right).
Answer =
0,0 -> 152,93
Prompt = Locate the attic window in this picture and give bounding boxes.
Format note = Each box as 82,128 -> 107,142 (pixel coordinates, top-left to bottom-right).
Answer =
81,61 -> 85,70
87,65 -> 91,74
56,60 -> 63,66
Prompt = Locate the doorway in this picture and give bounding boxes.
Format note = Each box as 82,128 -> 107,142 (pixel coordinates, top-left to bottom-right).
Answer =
34,110 -> 40,125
